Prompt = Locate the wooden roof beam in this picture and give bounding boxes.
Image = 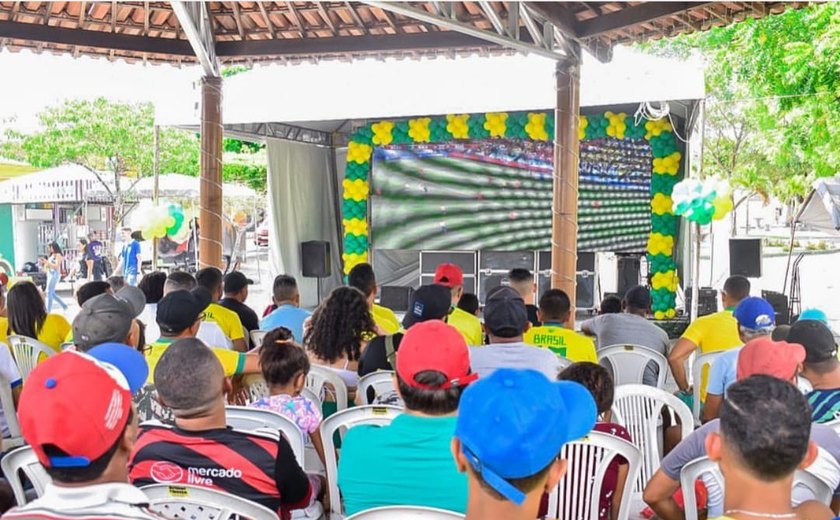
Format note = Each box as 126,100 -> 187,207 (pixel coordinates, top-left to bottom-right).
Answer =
286,2 -> 306,38
343,2 -> 369,36
256,1 -> 275,38
524,2 -> 613,62
577,2 -> 713,38
316,2 -> 338,36
231,1 -> 246,40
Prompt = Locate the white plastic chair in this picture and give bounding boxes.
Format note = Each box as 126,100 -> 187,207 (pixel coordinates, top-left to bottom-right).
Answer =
142,483 -> 277,520
345,506 -> 464,519
356,371 -> 395,405
321,405 -> 403,519
612,384 -> 693,495
307,364 -> 349,412
225,405 -> 305,467
8,335 -> 55,381
1,446 -> 52,506
691,351 -> 722,422
547,431 -> 643,520
251,329 -> 268,348
598,344 -> 668,387
0,374 -> 24,449
680,456 -> 834,520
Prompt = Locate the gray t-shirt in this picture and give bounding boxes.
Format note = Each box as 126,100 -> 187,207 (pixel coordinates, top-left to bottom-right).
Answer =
582,313 -> 670,386
661,419 -> 840,516
469,343 -> 563,381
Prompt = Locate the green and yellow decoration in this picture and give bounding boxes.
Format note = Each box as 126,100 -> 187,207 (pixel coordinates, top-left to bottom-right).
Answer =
342,110 -> 684,318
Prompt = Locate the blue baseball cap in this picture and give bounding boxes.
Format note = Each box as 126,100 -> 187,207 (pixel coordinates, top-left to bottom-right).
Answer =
87,342 -> 149,394
454,369 -> 597,505
799,308 -> 829,325
733,297 -> 776,331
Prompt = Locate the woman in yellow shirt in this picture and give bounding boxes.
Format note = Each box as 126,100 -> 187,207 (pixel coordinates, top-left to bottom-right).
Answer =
6,281 -> 71,352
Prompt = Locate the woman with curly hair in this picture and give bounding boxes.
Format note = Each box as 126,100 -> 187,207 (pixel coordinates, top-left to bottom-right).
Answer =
304,286 -> 376,391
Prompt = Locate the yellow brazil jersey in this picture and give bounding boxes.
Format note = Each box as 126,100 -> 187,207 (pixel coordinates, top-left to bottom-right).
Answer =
144,338 -> 246,384
682,309 -> 742,401
681,310 -> 742,354
372,304 -> 400,335
203,302 -> 245,341
0,316 -> 8,346
36,314 -> 72,352
523,323 -> 598,362
448,307 -> 483,346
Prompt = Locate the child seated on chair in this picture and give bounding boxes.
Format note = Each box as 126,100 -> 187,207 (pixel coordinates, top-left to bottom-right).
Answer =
250,327 -> 325,465
559,362 -> 633,520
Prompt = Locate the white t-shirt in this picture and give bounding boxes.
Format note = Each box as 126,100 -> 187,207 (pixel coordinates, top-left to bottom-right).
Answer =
146,320 -> 231,350
0,342 -> 23,437
469,342 -> 564,381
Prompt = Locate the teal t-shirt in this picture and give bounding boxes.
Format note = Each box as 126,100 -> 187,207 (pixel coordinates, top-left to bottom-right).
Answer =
338,414 -> 467,515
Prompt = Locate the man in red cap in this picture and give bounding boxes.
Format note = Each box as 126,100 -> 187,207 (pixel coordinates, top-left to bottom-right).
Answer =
4,344 -> 162,519
644,337 -> 840,520
434,263 -> 483,345
338,320 -> 478,515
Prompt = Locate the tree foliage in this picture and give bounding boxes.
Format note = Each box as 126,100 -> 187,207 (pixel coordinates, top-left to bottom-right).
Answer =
0,97 -> 268,192
639,3 -> 839,204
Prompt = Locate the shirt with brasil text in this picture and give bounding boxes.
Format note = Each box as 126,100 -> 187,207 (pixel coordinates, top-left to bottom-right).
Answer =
203,302 -> 246,342
144,338 -> 245,384
523,323 -> 598,363
129,423 -> 312,520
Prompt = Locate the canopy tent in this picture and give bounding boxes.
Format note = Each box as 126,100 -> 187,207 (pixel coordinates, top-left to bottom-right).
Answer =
795,177 -> 840,235
157,49 -> 705,141
0,164 -> 114,204
131,173 -> 257,199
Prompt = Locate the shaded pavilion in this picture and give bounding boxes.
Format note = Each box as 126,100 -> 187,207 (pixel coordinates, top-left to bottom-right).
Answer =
0,1 -> 805,310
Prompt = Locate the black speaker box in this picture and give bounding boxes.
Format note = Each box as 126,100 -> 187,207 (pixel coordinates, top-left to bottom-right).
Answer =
380,286 -> 413,312
762,290 -> 790,325
301,241 -> 331,278
729,238 -> 762,278
537,251 -> 596,273
577,272 -> 596,309
617,256 -> 641,297
685,287 -> 718,317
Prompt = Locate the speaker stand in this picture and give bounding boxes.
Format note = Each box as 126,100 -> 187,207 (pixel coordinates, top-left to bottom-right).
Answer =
316,276 -> 322,305
789,253 -> 804,320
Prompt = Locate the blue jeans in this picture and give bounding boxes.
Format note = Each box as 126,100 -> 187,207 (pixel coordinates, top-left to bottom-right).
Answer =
46,270 -> 67,312
125,271 -> 138,286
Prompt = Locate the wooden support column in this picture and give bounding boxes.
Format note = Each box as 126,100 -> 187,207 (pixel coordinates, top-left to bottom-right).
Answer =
551,45 -> 581,322
199,75 -> 224,269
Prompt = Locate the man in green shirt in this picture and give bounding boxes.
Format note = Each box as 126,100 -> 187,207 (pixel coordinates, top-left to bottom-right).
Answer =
338,320 -> 479,515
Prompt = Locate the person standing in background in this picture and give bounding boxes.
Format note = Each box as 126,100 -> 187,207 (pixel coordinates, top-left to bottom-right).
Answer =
87,233 -> 106,281
435,263 -> 483,346
42,242 -> 68,313
116,228 -> 142,286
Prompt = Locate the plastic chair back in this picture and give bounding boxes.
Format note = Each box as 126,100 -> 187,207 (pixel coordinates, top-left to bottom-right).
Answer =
0,372 -> 24,449
226,405 -> 305,467
250,329 -> 268,348
1,446 -> 52,506
142,483 -> 277,520
598,344 -> 668,387
691,351 -> 722,422
320,405 -> 402,519
345,506 -> 465,519
680,456 -> 835,520
8,335 -> 54,381
307,364 -> 349,411
547,431 -> 642,520
357,371 -> 395,405
613,384 -> 693,495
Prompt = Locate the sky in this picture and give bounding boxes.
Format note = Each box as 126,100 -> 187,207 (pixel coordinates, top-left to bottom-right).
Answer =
0,45 -> 704,135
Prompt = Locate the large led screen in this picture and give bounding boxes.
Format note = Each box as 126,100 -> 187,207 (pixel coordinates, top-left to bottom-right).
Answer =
370,138 -> 652,252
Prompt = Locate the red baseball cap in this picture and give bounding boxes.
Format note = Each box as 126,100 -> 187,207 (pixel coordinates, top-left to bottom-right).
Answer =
433,263 -> 464,288
396,320 -> 478,390
736,336 -> 806,382
19,345 -> 148,468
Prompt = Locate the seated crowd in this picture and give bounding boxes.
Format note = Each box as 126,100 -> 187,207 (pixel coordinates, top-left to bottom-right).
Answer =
0,261 -> 838,520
